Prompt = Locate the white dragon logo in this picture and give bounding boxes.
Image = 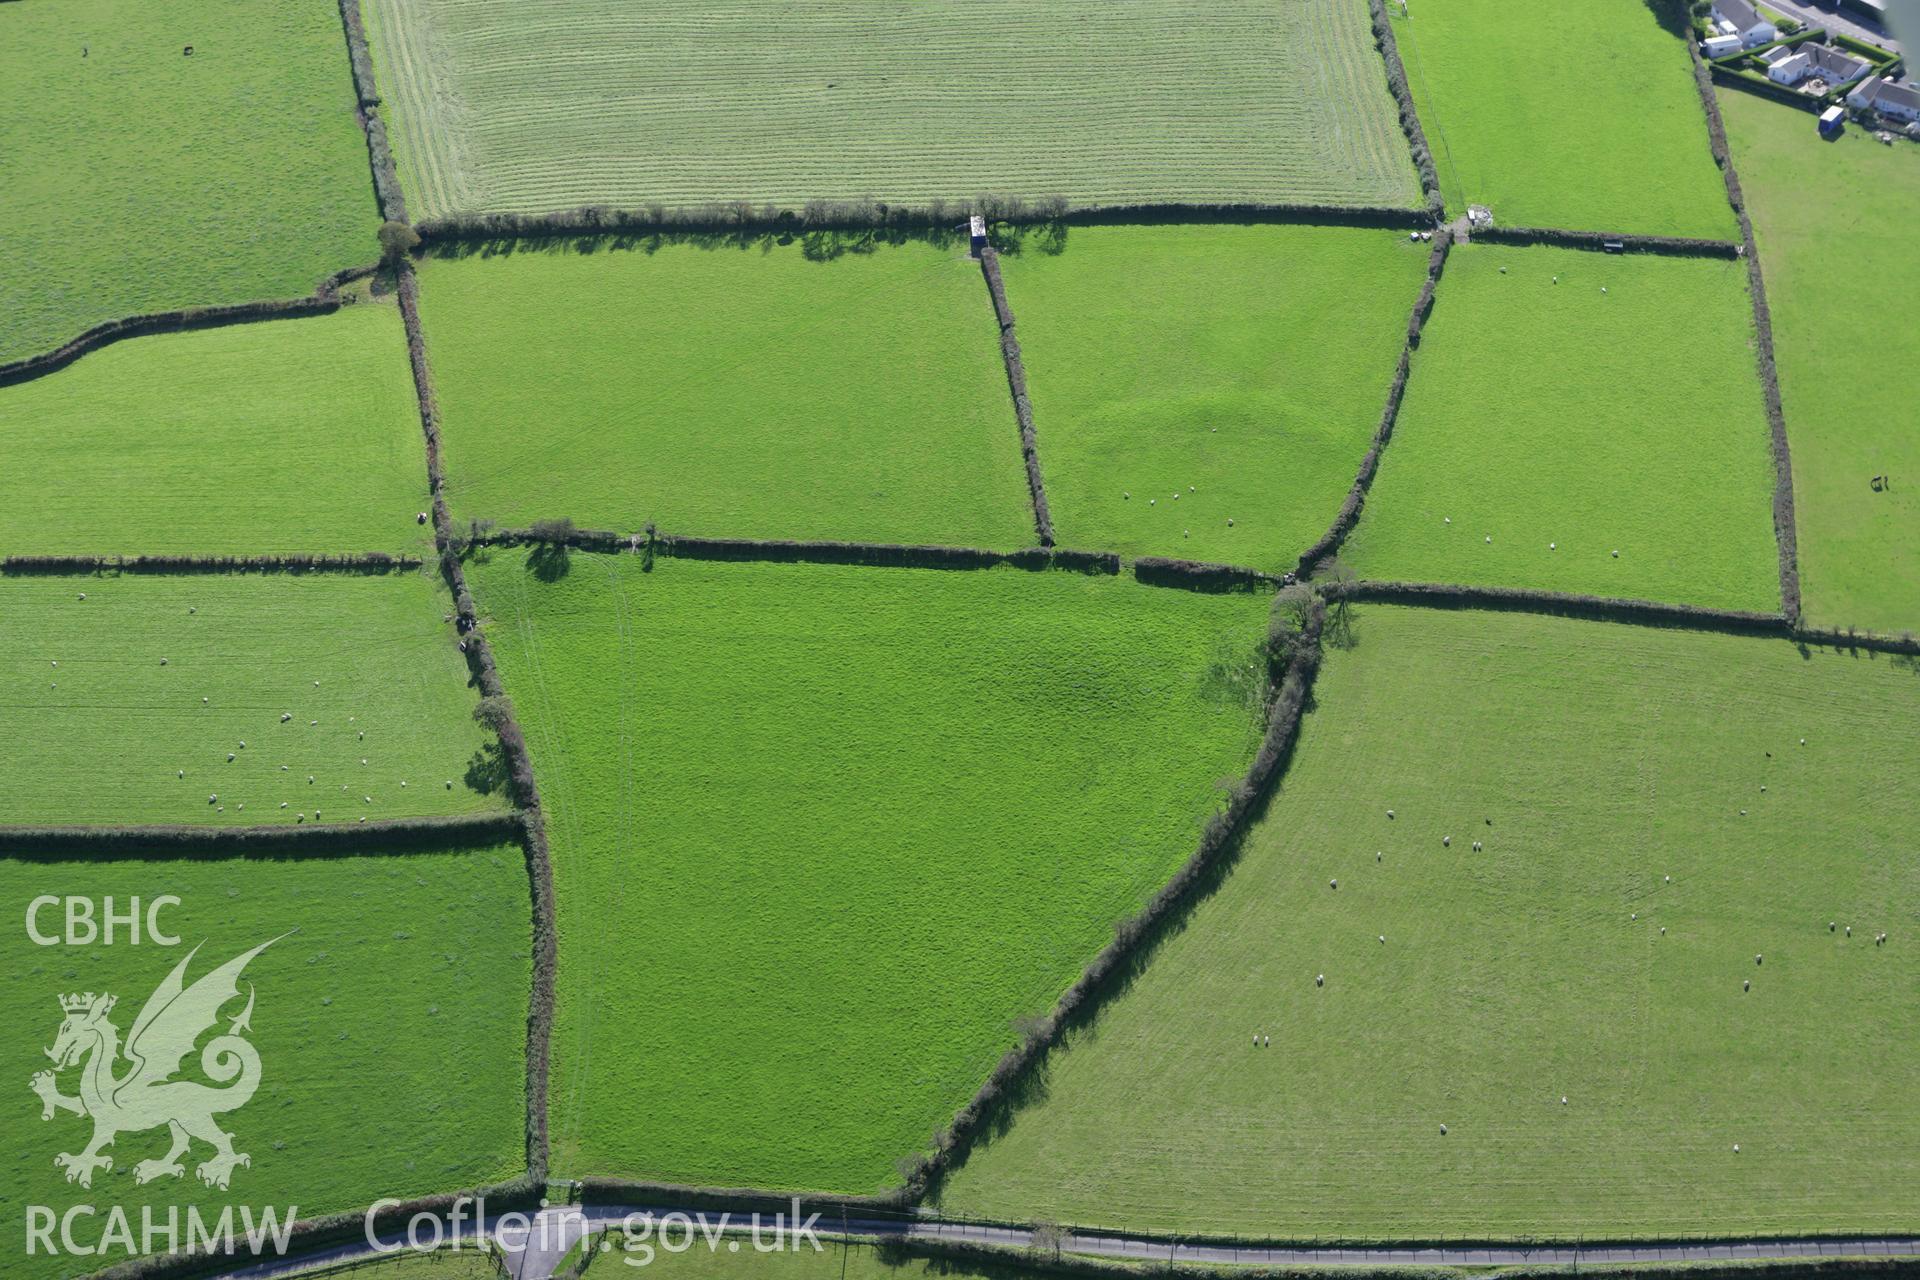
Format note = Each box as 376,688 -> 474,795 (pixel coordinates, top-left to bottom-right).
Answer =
30,937 -> 282,1191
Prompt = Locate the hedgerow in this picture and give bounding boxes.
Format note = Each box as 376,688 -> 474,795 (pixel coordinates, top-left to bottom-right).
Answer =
1297,231 -> 1453,576
979,246 -> 1054,545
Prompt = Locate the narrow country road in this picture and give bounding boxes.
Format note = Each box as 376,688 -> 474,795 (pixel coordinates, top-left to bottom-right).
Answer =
210,1201 -> 1920,1280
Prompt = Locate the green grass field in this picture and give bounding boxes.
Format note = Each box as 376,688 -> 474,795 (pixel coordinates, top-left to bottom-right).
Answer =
465,550 -> 1272,1193
2,844 -> 528,1280
1719,90 -> 1920,635
1345,244 -> 1780,611
939,604 -> 1920,1237
360,0 -> 1418,217
1,0 -> 376,364
0,305 -> 429,557
0,572 -> 506,827
419,240 -> 1034,546
1392,0 -> 1735,238
999,225 -> 1430,567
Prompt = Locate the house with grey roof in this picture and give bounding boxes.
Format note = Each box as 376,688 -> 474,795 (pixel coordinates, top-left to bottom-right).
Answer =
1764,42 -> 1873,89
1711,0 -> 1778,47
1848,75 -> 1920,123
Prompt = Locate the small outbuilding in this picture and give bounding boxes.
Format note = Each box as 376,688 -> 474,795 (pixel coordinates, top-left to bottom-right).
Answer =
968,214 -> 987,257
1819,104 -> 1847,137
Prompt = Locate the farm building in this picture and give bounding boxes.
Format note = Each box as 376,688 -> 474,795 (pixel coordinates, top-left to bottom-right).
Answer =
1764,42 -> 1873,89
1848,75 -> 1920,122
1711,0 -> 1779,48
1703,32 -> 1744,58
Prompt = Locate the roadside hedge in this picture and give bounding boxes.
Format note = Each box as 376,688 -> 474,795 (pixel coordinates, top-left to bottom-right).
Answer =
2,553 -> 418,576
1297,231 -> 1452,576
1367,0 -> 1445,216
908,595 -> 1328,1202
91,1176 -> 542,1280
875,1235 -> 1920,1280
979,246 -> 1055,545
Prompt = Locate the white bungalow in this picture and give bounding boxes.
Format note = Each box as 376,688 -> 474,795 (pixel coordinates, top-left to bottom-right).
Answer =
1765,42 -> 1872,89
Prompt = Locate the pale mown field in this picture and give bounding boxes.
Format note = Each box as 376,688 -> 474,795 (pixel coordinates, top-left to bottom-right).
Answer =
361,0 -> 1420,217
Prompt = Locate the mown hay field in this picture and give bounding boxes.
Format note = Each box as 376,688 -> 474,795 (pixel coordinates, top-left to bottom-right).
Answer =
1000,225 -> 1429,567
0,306 -> 429,558
0,573 -> 505,827
2,844 -> 529,1280
360,0 -> 1420,218
1719,90 -> 1920,636
0,0 -> 376,364
421,239 -> 1033,547
1345,244 -> 1779,612
939,605 -> 1920,1238
466,550 -> 1273,1193
1392,0 -> 1735,238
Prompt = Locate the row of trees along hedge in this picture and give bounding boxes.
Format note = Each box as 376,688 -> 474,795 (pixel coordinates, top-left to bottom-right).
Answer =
905,593 -> 1327,1202
979,246 -> 1056,545
1,553 -> 419,576
0,812 -> 523,860
1471,225 -> 1742,257
1131,556 -> 1280,593
1297,231 -> 1453,576
410,197 -> 1430,247
1688,44 -> 1803,625
481,520 -> 1121,574
1367,0 -> 1445,217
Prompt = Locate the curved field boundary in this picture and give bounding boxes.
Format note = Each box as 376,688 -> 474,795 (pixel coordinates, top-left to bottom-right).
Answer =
903,596 -> 1328,1204
1,553 -> 422,576
1366,0 -> 1443,216
1469,226 -> 1742,258
336,0 -> 409,224
395,260 -> 557,1186
0,265 -> 376,389
1687,45 -> 1802,626
979,246 -> 1055,546
0,811 -> 522,859
1297,231 -> 1454,577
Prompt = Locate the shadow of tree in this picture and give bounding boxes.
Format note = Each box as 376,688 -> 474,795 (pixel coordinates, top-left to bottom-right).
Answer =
528,542 -> 571,581
463,742 -> 510,795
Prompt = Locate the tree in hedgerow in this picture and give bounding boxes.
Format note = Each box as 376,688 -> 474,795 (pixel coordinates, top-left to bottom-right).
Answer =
377,220 -> 420,264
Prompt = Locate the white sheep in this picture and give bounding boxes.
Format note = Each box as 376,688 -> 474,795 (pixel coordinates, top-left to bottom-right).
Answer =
1442,835 -> 1451,847
1227,519 -> 1234,527
1316,973 -> 1325,987
1550,542 -> 1556,551
1387,809 -> 1395,819
282,713 -> 292,722
1330,878 -> 1338,889
1439,1124 -> 1448,1134
1379,935 -> 1386,944
1612,550 -> 1619,558
227,753 -> 236,762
